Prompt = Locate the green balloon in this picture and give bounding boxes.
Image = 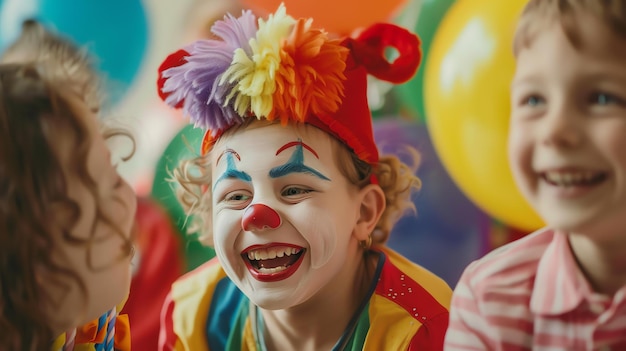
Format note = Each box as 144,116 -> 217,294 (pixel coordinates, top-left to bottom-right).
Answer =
150,124 -> 215,271
395,0 -> 457,123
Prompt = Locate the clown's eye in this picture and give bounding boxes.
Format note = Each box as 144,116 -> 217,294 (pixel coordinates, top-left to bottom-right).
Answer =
281,187 -> 312,197
225,192 -> 251,202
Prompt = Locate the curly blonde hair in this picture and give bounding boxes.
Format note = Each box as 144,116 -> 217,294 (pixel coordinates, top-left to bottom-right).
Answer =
514,0 -> 626,56
173,118 -> 421,247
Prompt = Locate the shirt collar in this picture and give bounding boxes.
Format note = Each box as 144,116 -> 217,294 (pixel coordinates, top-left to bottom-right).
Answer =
52,311 -> 131,351
530,230 -> 593,315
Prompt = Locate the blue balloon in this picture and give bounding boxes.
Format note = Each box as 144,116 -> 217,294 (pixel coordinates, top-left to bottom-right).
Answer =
0,0 -> 149,105
374,118 -> 490,288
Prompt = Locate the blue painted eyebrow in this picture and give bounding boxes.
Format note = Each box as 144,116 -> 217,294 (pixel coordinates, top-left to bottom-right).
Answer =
213,152 -> 251,190
269,162 -> 330,180
269,141 -> 330,180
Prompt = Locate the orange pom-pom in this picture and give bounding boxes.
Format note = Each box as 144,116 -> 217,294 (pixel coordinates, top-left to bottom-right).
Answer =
270,18 -> 349,123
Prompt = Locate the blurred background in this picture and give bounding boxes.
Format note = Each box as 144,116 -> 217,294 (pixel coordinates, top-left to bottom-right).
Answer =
1,0 -> 541,348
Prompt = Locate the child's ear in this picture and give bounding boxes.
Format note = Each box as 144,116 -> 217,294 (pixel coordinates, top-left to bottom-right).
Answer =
354,184 -> 386,242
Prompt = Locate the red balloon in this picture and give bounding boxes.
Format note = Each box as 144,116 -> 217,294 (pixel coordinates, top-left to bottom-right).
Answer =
239,0 -> 408,35
121,197 -> 185,351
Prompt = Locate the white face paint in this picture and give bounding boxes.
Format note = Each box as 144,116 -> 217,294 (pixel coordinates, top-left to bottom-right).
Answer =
211,122 -> 362,309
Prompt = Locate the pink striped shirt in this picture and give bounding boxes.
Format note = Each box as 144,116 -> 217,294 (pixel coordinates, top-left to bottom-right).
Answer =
444,229 -> 626,350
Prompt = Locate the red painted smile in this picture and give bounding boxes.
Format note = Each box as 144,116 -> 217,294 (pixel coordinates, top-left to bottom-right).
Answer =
241,243 -> 305,282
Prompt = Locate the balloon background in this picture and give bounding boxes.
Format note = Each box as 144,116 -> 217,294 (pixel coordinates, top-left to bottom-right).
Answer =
422,0 -> 542,231
0,0 -> 149,105
374,118 -> 490,286
395,0 -> 457,122
239,0 -> 408,35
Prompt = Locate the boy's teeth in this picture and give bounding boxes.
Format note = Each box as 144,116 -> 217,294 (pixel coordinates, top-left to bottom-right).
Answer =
544,171 -> 598,186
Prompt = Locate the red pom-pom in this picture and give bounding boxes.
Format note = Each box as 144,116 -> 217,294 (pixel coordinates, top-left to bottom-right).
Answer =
345,23 -> 421,84
156,49 -> 190,109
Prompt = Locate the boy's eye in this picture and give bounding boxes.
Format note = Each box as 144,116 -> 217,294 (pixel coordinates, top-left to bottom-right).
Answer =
523,95 -> 544,106
590,92 -> 621,105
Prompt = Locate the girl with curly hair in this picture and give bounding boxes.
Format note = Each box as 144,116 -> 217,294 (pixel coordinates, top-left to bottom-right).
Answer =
0,21 -> 136,351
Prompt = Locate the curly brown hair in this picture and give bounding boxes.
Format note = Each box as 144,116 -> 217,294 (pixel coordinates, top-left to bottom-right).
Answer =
0,21 -> 134,351
172,118 -> 421,247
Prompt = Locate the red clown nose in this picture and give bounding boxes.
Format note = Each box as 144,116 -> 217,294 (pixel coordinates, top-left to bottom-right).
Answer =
241,204 -> 282,231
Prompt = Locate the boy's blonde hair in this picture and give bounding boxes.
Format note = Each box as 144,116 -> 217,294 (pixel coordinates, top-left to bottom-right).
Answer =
513,0 -> 626,56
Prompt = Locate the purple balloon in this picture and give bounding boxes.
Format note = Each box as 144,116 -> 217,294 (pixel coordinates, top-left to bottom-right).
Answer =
374,118 -> 490,287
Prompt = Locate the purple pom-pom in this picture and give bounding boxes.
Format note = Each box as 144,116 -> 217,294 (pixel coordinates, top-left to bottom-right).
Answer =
160,10 -> 258,130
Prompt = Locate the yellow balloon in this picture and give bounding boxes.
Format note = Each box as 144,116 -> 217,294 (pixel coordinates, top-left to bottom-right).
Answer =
423,0 -> 543,231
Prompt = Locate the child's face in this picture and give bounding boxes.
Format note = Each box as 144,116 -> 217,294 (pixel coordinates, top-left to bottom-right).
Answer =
210,122 -> 363,309
44,97 -> 137,333
509,16 -> 626,239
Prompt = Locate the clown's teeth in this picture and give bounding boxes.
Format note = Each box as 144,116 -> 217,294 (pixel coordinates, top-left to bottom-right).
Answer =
257,265 -> 288,274
246,247 -> 302,261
